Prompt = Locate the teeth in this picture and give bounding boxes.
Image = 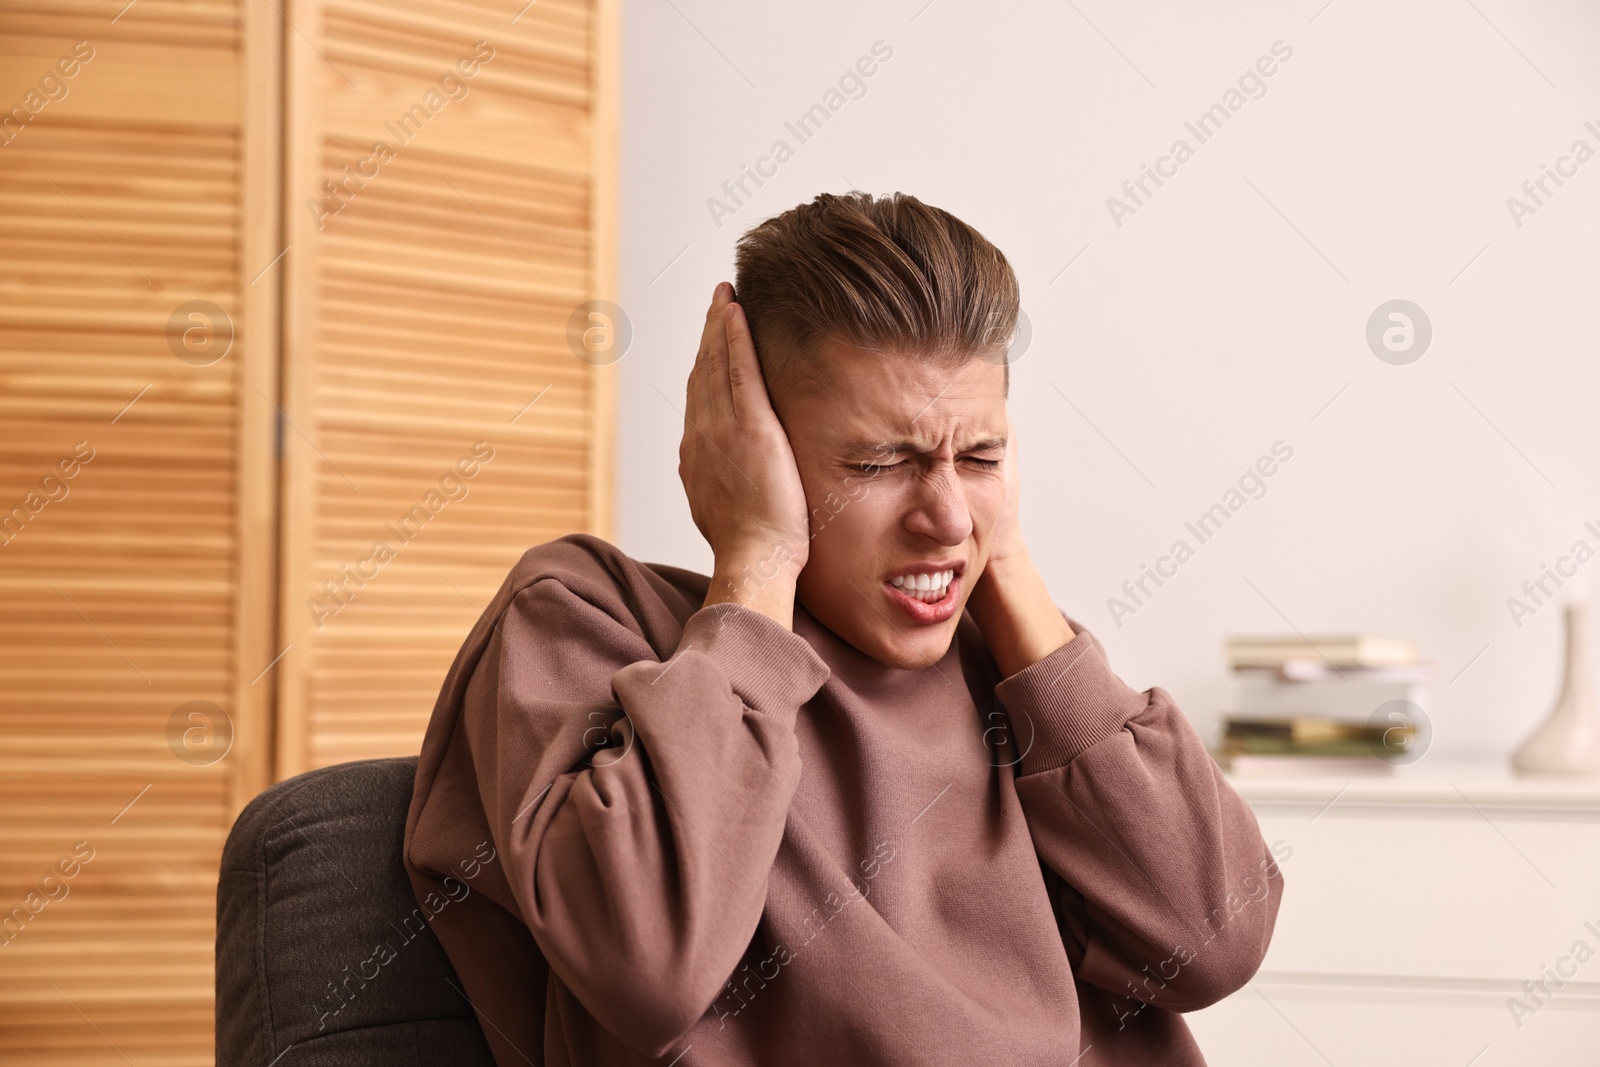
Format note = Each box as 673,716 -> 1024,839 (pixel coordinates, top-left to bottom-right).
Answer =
889,569 -> 954,602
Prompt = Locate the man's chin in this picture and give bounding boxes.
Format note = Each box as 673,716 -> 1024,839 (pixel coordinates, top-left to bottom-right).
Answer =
796,589 -> 959,671
856,624 -> 957,671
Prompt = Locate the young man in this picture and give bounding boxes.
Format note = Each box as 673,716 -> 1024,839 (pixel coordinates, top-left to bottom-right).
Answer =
404,192 -> 1283,1066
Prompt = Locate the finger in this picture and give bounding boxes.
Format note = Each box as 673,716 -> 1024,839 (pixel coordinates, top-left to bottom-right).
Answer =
703,286 -> 735,414
686,341 -> 709,433
696,282 -> 732,363
1006,418 -> 1020,487
688,284 -> 733,429
1006,420 -> 1022,509
722,300 -> 773,423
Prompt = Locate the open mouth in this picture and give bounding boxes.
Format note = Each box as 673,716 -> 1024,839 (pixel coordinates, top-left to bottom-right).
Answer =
883,563 -> 964,625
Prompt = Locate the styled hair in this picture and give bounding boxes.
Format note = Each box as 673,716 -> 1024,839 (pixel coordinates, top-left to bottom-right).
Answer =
732,191 -> 1018,399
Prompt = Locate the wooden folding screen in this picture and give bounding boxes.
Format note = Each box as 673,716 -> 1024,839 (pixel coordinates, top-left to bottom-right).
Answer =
0,1 -> 279,1063
0,0 -> 616,1061
276,0 -> 618,774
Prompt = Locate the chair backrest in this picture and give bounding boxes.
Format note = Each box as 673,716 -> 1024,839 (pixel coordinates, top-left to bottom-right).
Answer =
216,757 -> 496,1066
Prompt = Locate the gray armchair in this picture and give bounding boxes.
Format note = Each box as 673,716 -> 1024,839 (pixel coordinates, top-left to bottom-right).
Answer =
216,757 -> 497,1065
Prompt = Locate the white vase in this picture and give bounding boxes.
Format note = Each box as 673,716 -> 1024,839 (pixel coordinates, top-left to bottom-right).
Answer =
1514,601 -> 1600,775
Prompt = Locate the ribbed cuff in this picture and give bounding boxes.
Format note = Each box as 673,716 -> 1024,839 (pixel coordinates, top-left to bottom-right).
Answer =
667,602 -> 831,726
994,625 -> 1147,775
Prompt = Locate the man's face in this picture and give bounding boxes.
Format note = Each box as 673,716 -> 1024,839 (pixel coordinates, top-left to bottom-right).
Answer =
774,341 -> 1009,670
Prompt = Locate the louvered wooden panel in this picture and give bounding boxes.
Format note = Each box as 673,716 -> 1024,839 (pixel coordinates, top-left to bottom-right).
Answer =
0,2 -> 277,1064
278,0 -> 617,772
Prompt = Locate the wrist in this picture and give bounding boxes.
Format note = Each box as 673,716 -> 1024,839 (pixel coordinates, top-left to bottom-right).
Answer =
705,558 -> 799,630
714,529 -> 808,575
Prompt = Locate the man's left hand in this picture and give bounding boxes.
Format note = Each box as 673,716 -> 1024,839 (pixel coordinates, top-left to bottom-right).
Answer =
967,419 -> 1077,679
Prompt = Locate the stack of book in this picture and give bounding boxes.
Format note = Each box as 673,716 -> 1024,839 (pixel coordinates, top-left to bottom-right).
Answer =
1214,634 -> 1432,777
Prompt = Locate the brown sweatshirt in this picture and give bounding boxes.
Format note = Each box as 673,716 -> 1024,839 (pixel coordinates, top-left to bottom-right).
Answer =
403,534 -> 1283,1066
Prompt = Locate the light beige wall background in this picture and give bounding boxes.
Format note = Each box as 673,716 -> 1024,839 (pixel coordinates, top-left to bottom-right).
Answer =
616,0 -> 1600,757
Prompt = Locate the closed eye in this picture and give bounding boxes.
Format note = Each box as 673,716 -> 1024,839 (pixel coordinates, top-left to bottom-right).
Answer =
962,457 -> 1002,469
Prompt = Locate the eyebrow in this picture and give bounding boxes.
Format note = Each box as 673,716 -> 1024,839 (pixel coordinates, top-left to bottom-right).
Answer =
841,435 -> 1007,457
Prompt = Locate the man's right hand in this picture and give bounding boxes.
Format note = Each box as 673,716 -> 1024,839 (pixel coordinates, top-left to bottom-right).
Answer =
678,282 -> 810,628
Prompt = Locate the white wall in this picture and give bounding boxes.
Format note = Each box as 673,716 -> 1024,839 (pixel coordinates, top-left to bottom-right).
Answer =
616,0 -> 1600,757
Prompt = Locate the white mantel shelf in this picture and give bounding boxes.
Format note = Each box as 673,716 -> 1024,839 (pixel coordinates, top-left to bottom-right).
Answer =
1220,755 -> 1600,814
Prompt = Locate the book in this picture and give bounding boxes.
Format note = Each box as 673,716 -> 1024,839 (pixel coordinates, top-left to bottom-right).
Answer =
1216,752 -> 1399,777
1232,664 -> 1432,724
1226,634 -> 1418,670
1218,716 -> 1416,760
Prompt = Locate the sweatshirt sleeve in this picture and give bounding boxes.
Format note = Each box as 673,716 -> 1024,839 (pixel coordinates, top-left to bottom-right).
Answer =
472,574 -> 830,1058
994,618 -> 1283,1016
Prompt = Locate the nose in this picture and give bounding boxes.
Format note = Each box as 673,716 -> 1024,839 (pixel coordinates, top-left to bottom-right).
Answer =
903,466 -> 973,546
